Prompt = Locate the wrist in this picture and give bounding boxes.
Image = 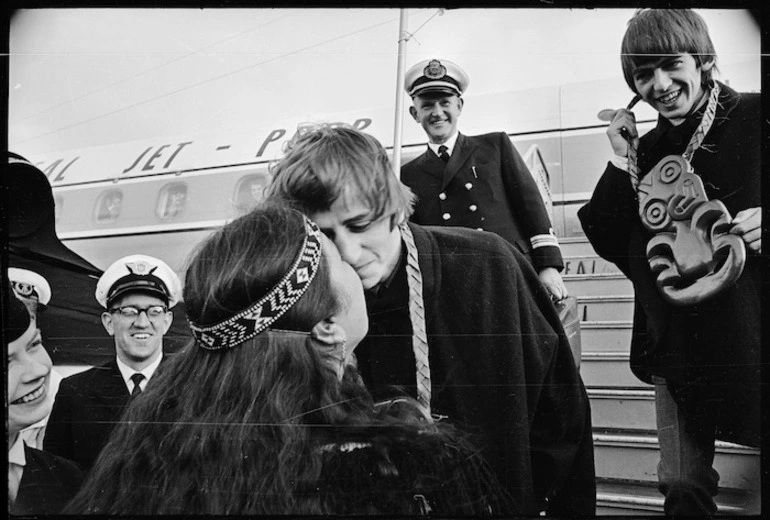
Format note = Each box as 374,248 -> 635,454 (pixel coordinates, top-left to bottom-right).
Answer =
610,155 -> 629,172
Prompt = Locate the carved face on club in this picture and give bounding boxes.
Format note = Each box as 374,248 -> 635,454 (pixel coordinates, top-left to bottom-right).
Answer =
638,155 -> 746,305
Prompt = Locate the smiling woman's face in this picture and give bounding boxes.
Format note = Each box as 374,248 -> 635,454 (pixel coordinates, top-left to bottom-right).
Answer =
7,319 -> 52,436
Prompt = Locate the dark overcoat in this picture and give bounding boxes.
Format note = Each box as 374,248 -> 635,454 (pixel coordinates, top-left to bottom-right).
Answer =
45,360 -> 133,473
578,83 -> 761,447
357,223 -> 595,516
401,132 -> 563,271
12,445 -> 83,515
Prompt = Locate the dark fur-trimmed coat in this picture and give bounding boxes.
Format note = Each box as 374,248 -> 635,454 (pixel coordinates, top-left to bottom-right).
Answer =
578,83 -> 761,447
357,223 -> 595,516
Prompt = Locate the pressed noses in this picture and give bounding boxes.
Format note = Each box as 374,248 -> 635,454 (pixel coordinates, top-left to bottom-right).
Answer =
332,231 -> 362,265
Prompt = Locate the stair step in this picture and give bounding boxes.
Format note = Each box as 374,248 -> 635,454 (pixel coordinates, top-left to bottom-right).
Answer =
562,256 -> 621,276
557,236 -> 597,257
593,433 -> 760,490
560,205 -> 588,239
597,481 -> 665,515
580,321 -> 633,352
563,273 -> 633,296
577,295 -> 634,322
580,352 -> 650,388
588,388 -> 655,432
596,480 -> 759,516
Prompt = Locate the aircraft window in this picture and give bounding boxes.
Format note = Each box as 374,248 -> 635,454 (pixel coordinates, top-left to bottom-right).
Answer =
94,189 -> 123,224
54,195 -> 64,223
156,182 -> 188,220
234,174 -> 269,213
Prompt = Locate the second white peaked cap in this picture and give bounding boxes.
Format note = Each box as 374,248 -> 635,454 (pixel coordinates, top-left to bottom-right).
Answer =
95,254 -> 182,309
8,267 -> 52,308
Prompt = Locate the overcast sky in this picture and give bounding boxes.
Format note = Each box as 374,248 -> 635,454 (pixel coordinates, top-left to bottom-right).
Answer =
8,8 -> 761,159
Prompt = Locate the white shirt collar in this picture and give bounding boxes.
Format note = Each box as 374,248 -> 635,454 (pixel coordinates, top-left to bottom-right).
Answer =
116,353 -> 163,393
428,131 -> 460,158
9,434 -> 26,468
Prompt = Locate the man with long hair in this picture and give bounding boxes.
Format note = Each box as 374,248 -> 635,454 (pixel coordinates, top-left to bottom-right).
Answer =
579,9 -> 761,515
266,125 -> 596,516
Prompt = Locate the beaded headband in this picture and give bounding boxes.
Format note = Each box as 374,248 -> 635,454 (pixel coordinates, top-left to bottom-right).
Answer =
189,216 -> 323,351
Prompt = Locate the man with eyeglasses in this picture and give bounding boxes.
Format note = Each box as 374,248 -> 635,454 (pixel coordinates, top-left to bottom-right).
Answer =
44,254 -> 181,474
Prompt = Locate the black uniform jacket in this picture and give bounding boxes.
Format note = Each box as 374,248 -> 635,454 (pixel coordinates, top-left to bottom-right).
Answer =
401,132 -> 563,272
12,444 -> 83,515
578,84 -> 760,447
358,223 -> 595,516
45,358 -> 165,473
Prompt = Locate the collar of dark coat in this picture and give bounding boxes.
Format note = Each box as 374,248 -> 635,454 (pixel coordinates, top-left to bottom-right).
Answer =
641,81 -> 740,152
88,360 -> 132,401
416,147 -> 447,180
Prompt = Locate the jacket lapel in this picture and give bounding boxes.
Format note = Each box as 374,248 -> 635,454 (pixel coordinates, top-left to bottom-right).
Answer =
416,147 -> 445,181
442,134 -> 477,190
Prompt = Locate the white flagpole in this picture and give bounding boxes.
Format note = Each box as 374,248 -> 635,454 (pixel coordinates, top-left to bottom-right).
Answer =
392,9 -> 408,178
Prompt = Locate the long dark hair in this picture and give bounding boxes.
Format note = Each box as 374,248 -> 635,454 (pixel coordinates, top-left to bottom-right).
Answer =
63,204 -> 423,514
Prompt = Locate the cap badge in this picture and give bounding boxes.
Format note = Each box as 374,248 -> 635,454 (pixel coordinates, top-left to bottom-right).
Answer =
11,281 -> 36,299
125,261 -> 157,276
424,59 -> 446,80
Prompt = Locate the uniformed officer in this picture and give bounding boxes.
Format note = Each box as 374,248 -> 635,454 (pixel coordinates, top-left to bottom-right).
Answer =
401,58 -> 567,300
7,274 -> 84,515
8,267 -> 64,450
44,254 -> 182,473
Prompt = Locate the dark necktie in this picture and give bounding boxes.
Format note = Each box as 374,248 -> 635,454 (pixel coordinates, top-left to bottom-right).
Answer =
130,373 -> 145,396
438,145 -> 450,163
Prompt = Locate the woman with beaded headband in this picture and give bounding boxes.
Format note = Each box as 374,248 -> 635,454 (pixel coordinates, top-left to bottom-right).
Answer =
65,203 -> 514,515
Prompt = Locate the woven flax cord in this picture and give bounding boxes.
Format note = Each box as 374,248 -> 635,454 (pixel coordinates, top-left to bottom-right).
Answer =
627,82 -> 721,192
399,222 -> 432,411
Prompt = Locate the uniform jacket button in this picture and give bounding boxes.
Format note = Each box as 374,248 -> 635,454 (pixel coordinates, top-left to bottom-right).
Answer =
465,182 -> 473,190
469,204 -> 477,212
439,192 -> 447,200
442,213 -> 451,221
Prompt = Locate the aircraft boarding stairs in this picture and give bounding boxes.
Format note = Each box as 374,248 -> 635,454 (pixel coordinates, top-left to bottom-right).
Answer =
559,233 -> 761,515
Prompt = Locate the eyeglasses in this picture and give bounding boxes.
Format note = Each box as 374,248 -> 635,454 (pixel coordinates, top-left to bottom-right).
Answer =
109,305 -> 169,319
